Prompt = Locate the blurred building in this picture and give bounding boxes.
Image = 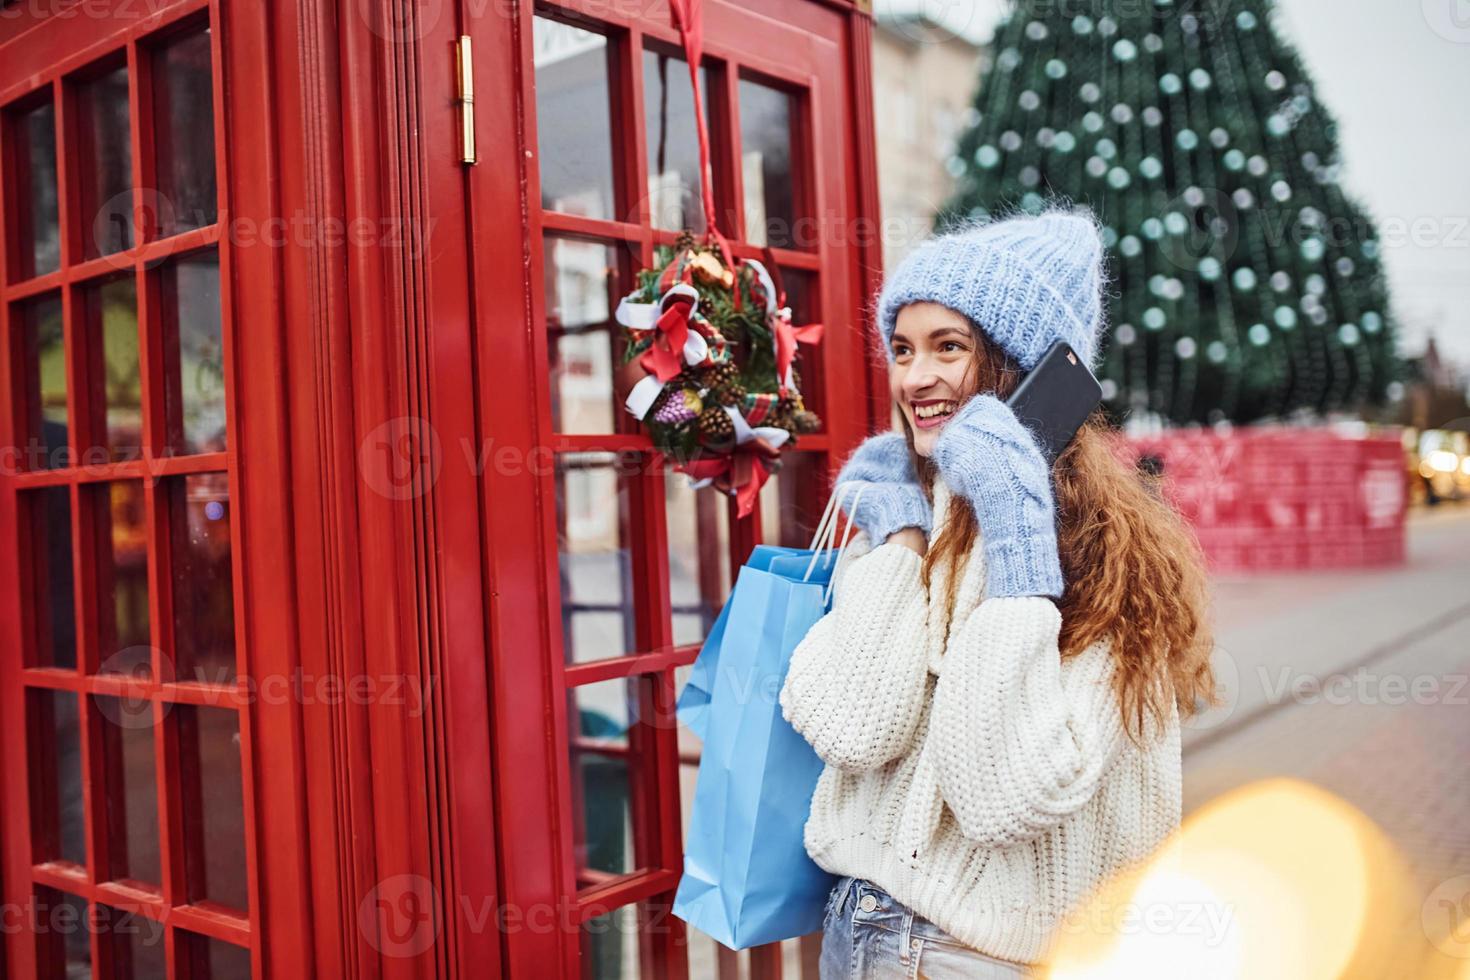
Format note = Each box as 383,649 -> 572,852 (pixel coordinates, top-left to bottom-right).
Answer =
1400,335 -> 1470,431
871,14 -> 986,268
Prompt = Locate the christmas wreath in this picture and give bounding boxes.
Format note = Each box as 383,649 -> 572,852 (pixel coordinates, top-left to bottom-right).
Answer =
617,232 -> 823,517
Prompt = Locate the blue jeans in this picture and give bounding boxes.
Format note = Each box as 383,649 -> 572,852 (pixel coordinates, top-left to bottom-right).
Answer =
819,875 -> 1033,979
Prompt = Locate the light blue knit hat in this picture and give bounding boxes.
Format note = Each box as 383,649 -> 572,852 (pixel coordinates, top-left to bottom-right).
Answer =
876,208 -> 1107,372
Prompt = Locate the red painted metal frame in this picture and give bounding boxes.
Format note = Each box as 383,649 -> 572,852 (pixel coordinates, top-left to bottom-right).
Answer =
2,0 -> 882,976
2,0 -> 507,975
473,0 -> 884,976
0,0 -> 273,976
255,0 -> 503,974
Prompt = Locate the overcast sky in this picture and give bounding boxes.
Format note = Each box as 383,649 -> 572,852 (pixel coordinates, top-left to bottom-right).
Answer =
881,0 -> 1470,373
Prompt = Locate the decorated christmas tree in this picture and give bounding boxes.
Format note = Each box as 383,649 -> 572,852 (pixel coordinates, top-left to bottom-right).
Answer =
942,0 -> 1407,426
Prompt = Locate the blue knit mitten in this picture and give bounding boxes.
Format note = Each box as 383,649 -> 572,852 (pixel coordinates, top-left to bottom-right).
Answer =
932,395 -> 1065,598
834,432 -> 932,545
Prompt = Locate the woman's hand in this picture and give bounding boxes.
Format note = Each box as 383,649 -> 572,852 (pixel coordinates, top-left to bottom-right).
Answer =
931,394 -> 1064,598
834,432 -> 932,546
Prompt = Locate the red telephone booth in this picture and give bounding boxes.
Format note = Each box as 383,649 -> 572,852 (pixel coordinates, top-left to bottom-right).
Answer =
0,0 -> 887,976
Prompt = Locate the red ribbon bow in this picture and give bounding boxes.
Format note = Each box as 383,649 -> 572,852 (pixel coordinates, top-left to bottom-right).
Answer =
640,292 -> 696,383
775,316 -> 825,396
675,435 -> 783,520
759,246 -> 824,397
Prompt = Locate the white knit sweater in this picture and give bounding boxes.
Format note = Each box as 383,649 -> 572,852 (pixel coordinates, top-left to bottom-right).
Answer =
779,476 -> 1182,966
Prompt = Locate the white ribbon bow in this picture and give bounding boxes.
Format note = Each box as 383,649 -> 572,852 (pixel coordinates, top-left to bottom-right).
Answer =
616,282 -> 711,420
745,258 -> 798,392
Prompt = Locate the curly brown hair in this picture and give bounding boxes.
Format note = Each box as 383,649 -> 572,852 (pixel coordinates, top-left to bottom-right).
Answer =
901,325 -> 1218,747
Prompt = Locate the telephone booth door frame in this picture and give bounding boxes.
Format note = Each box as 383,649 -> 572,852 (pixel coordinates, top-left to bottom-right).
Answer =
1,0 -> 888,976
467,0 -> 889,976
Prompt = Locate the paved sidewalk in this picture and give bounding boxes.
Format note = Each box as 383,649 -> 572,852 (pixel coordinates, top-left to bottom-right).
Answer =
1183,505 -> 1470,976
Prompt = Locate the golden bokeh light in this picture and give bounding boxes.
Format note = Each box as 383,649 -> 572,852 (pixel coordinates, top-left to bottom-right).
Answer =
1038,778 -> 1421,979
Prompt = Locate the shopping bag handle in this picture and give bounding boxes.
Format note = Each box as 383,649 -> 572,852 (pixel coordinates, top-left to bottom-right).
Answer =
822,491 -> 867,608
802,482 -> 868,606
804,481 -> 845,560
802,481 -> 851,578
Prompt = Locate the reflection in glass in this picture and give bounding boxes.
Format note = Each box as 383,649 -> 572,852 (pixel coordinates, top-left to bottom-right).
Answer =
568,678 -> 641,879
665,471 -> 730,646
783,269 -> 824,422
545,238 -> 629,434
81,276 -> 142,462
678,755 -> 699,841
15,99 -> 61,277
178,706 -> 248,912
168,473 -> 236,684
153,27 -> 218,235
23,487 -> 76,669
75,64 -> 134,258
100,905 -> 168,977
760,452 -> 827,550
17,294 -> 67,469
95,698 -> 161,886
643,49 -> 709,233
162,251 -> 227,454
739,79 -> 797,248
580,903 -> 641,980
180,932 -> 252,980
533,17 -> 615,220
94,481 -> 151,677
555,453 -> 635,664
36,888 -> 91,976
29,690 -> 85,866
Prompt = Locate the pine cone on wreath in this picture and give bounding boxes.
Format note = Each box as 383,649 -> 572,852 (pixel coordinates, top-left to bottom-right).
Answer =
696,405 -> 735,447
707,361 -> 739,388
713,382 -> 747,407
794,410 -> 822,434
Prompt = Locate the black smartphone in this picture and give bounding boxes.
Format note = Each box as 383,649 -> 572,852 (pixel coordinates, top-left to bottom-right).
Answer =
1004,340 -> 1102,463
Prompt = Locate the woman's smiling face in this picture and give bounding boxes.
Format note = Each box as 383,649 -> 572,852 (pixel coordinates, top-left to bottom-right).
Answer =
888,302 -> 984,457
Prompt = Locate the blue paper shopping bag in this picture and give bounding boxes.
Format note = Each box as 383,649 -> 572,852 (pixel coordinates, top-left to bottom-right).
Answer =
672,486 -> 870,949
676,545 -> 821,741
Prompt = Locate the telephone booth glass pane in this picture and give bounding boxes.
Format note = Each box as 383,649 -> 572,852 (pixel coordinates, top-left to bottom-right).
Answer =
534,17 -> 616,220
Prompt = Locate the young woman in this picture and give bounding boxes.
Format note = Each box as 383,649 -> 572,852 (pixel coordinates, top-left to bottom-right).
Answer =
779,209 -> 1217,978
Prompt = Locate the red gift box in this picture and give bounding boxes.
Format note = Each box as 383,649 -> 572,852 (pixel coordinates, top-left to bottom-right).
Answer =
1123,427 -> 1407,572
